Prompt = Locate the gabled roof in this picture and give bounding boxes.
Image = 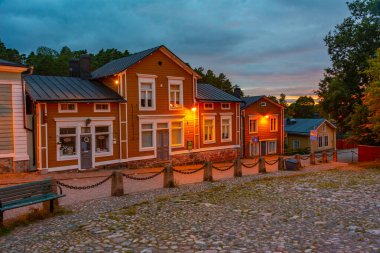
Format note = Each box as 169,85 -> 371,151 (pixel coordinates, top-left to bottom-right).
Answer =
0,58 -> 27,68
285,118 -> 335,136
24,75 -> 125,103
196,83 -> 242,102
241,96 -> 264,109
91,45 -> 200,79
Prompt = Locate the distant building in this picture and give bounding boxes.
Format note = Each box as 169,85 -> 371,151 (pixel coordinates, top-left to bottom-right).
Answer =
285,118 -> 336,153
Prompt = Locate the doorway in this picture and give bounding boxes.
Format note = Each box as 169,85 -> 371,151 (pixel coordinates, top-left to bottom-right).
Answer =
156,129 -> 169,160
80,135 -> 92,169
261,141 -> 267,156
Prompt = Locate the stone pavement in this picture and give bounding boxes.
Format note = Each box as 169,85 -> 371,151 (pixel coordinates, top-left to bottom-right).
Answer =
1,163 -> 379,252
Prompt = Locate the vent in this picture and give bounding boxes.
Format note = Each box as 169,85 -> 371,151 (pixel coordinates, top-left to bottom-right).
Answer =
260,102 -> 267,107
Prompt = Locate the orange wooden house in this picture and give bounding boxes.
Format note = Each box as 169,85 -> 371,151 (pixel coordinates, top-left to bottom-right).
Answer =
241,96 -> 284,157
23,46 -> 242,172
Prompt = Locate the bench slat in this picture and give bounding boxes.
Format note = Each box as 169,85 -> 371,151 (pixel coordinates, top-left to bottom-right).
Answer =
0,184 -> 52,197
0,180 -> 52,194
0,188 -> 53,203
0,193 -> 65,211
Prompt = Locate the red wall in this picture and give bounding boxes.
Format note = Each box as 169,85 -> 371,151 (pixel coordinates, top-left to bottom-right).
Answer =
358,145 -> 380,162
337,139 -> 357,149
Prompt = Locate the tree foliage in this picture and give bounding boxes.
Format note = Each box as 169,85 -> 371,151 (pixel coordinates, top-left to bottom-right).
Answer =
287,96 -> 316,118
316,0 -> 380,134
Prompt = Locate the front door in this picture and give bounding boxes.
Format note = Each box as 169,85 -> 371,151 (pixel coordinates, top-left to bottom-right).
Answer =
261,141 -> 267,156
156,129 -> 169,160
80,135 -> 92,169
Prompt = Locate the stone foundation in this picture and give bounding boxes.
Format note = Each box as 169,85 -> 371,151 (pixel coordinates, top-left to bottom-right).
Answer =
0,158 -> 12,173
127,148 -> 240,169
14,160 -> 30,173
0,158 -> 30,173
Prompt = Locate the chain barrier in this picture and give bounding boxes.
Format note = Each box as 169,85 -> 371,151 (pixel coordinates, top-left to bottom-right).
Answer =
122,168 -> 166,181
211,163 -> 235,172
265,159 -> 278,165
300,156 -> 310,160
351,151 -> 358,155
172,164 -> 206,174
56,174 -> 113,190
327,153 -> 334,158
314,154 -> 323,159
241,160 -> 260,168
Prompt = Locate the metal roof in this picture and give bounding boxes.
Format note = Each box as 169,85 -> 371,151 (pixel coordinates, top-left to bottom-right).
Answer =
196,83 -> 242,102
91,46 -> 161,79
285,118 -> 326,135
241,96 -> 264,109
24,75 -> 125,102
0,58 -> 27,68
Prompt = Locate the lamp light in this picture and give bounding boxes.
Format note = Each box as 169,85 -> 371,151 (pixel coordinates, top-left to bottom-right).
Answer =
191,106 -> 197,112
264,115 -> 269,119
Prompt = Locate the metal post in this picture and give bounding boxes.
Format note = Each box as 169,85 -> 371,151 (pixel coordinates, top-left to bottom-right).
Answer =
163,164 -> 174,188
278,156 -> 284,171
259,157 -> 266,173
234,157 -> 242,177
203,162 -> 213,182
111,171 -> 124,196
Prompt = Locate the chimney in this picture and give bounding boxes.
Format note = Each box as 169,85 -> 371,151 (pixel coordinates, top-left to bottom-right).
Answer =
79,54 -> 91,79
234,87 -> 241,98
69,59 -> 80,77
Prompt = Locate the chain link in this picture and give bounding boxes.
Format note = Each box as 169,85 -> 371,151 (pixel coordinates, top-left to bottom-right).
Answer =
241,160 -> 259,168
172,165 -> 206,174
265,159 -> 278,165
300,156 -> 310,160
122,169 -> 166,181
211,163 -> 235,171
56,174 -> 113,190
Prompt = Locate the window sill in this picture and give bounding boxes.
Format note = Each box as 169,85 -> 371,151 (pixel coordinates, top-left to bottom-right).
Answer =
139,108 -> 156,111
95,152 -> 113,157
248,132 -> 258,134
204,141 -> 216,144
140,147 -> 155,152
169,107 -> 183,111
221,139 -> 232,143
269,130 -> 278,133
57,155 -> 78,161
171,145 -> 184,149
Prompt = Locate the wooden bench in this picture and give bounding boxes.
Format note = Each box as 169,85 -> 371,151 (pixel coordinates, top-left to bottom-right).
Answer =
0,179 -> 65,226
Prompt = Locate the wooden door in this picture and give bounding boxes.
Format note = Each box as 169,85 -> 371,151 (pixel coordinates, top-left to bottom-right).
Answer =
156,129 -> 169,160
260,141 -> 267,156
80,135 -> 92,169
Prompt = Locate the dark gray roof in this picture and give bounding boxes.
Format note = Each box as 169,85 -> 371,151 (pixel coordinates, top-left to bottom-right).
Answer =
241,96 -> 264,109
285,118 -> 327,135
24,75 -> 125,102
196,83 -> 242,102
0,58 -> 27,68
91,46 -> 161,79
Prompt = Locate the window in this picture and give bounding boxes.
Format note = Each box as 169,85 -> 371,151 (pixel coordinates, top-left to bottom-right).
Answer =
94,103 -> 110,112
221,103 -> 230,110
249,116 -> 258,133
95,126 -> 111,153
171,121 -> 183,146
58,127 -> 77,158
204,103 -> 214,110
324,135 -> 329,147
141,123 -> 153,149
59,103 -> 77,113
169,80 -> 183,109
270,116 -> 278,132
249,142 -> 259,157
139,77 -> 156,110
203,117 -> 215,143
221,116 -> 232,142
318,135 -> 323,148
260,102 -> 267,107
268,140 -> 277,154
293,140 -> 300,149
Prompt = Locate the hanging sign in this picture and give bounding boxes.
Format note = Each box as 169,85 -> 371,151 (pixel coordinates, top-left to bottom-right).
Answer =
310,130 -> 318,141
252,136 -> 259,142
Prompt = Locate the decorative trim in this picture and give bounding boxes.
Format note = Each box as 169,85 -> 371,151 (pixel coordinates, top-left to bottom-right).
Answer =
48,165 -> 78,173
136,73 -> 158,78
127,155 -> 156,162
219,112 -> 234,116
201,113 -> 217,116
138,114 -> 185,119
54,117 -> 115,122
167,76 -> 185,80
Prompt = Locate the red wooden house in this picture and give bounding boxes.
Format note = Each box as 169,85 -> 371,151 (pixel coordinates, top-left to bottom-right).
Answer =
241,96 -> 284,157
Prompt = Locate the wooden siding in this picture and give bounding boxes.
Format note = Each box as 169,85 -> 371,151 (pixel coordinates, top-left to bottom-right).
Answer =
0,84 -> 13,155
242,97 -> 284,157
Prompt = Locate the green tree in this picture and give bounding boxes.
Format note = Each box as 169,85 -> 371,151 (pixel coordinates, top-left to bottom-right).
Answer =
267,95 -> 278,103
316,0 -> 380,133
0,40 -> 24,63
293,96 -> 316,118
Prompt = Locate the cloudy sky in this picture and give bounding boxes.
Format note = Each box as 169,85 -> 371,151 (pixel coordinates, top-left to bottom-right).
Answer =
0,0 -> 349,99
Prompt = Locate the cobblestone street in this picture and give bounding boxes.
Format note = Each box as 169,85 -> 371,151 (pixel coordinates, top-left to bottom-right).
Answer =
1,164 -> 379,253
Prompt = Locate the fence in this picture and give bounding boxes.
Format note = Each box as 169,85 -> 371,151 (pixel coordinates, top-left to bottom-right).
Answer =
53,150 -> 338,199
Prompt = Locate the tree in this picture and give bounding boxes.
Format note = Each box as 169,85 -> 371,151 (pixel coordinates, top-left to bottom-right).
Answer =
316,0 -> 380,133
0,40 -> 24,63
267,95 -> 278,103
293,96 -> 316,118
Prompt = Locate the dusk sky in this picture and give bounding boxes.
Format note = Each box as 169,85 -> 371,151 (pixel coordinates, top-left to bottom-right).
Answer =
0,0 -> 350,100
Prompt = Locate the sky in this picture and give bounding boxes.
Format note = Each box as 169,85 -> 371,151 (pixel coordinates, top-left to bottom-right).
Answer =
0,0 -> 350,101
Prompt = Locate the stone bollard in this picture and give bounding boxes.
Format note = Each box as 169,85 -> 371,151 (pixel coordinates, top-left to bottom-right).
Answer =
322,151 -> 328,163
111,171 -> 124,196
310,152 -> 316,165
163,164 -> 174,188
278,156 -> 284,171
259,157 -> 266,173
44,179 -> 59,212
333,150 -> 338,162
203,162 -> 213,182
234,157 -> 243,177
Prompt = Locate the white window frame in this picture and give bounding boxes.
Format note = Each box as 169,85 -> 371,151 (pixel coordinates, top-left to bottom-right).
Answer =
58,103 -> 77,113
293,139 -> 300,149
204,103 -> 214,110
318,135 -> 323,148
221,103 -> 231,110
260,102 -> 267,107
171,121 -> 184,147
94,103 -> 110,112
268,140 -> 277,154
57,126 -> 78,161
269,115 -> 278,132
94,125 -> 113,156
168,79 -> 183,110
203,116 -> 215,144
221,115 -> 232,142
138,76 -> 156,111
139,122 -> 155,151
249,116 -> 258,134
324,135 -> 329,147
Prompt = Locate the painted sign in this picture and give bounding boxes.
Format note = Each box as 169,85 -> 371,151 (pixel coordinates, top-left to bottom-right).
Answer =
310,130 -> 318,141
252,136 -> 259,142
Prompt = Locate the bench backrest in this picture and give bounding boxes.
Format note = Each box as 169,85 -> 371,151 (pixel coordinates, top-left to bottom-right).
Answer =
0,179 -> 53,205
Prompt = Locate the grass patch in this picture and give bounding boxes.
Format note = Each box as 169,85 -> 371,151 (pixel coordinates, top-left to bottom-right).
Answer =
123,205 -> 137,216
156,195 -> 171,202
0,206 -> 72,237
316,181 -> 340,189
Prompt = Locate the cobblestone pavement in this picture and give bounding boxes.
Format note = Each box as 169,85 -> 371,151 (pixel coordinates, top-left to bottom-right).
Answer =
1,165 -> 379,253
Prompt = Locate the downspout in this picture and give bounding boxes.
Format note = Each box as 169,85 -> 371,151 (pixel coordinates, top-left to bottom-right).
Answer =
22,77 -> 32,132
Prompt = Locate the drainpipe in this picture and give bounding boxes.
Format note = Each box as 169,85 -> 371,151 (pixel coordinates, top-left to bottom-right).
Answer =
22,78 -> 33,132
